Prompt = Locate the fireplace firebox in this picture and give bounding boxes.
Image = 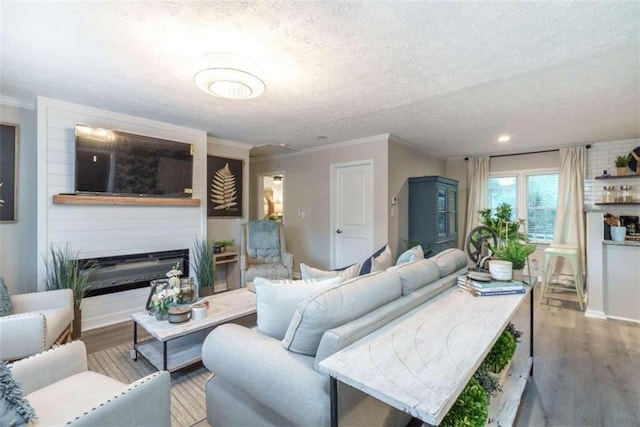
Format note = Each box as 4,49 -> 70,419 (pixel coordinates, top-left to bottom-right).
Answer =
81,249 -> 189,297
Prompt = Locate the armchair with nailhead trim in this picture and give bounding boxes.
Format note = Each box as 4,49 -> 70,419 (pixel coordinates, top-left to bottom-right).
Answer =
8,341 -> 171,426
0,288 -> 74,362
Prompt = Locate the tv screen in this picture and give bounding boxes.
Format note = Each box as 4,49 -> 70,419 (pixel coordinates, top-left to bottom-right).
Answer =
75,125 -> 193,197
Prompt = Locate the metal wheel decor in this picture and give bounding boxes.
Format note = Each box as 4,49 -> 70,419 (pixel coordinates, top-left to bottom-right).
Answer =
465,226 -> 498,266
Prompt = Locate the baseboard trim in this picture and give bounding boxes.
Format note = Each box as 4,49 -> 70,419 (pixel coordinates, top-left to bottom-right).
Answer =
584,309 -> 607,320
606,314 -> 640,324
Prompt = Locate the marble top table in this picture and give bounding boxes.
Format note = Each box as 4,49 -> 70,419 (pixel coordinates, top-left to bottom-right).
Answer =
131,288 -> 256,371
319,285 -> 532,426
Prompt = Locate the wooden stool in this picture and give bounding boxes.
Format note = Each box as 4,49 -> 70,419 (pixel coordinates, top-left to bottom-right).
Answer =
540,245 -> 584,310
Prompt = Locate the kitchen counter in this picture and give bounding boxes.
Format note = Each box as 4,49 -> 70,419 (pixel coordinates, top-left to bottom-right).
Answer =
603,239 -> 640,247
586,212 -> 640,323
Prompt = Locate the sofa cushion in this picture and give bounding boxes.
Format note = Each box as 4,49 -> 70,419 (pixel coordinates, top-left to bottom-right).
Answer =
300,263 -> 360,282
0,277 -> 11,316
282,270 -> 402,356
26,371 -> 124,426
254,277 -> 343,340
395,245 -> 424,265
388,258 -> 440,296
358,244 -> 388,275
431,248 -> 468,277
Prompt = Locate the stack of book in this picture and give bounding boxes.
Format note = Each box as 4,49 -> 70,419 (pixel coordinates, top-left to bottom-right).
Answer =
457,275 -> 525,297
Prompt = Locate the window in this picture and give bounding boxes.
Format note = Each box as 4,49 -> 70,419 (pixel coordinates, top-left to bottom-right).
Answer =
488,170 -> 558,242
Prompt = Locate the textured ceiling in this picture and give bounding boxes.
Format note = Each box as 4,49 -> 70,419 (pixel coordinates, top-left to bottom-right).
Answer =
1,1 -> 639,158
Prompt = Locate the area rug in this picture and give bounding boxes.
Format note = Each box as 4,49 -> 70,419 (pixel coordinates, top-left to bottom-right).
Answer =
87,343 -> 209,427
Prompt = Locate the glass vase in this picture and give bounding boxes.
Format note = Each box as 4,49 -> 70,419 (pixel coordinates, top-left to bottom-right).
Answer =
176,277 -> 198,304
154,307 -> 169,321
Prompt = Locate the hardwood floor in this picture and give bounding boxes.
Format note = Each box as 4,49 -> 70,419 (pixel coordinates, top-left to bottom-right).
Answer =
81,285 -> 640,426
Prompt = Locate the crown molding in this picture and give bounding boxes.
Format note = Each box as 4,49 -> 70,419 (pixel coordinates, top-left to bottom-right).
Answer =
208,135 -> 254,150
0,95 -> 36,110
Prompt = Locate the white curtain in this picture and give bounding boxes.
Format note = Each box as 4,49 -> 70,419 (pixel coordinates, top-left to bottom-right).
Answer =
464,156 -> 490,241
553,146 -> 586,270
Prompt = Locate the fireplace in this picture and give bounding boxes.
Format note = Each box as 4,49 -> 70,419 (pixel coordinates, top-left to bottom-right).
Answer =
81,249 -> 189,297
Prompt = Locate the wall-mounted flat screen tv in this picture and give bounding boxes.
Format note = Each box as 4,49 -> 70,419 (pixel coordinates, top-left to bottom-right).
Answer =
75,125 -> 194,197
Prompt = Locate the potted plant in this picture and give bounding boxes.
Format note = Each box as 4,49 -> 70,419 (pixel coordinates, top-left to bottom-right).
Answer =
213,239 -> 235,254
615,154 -> 630,176
492,238 -> 536,281
44,245 -> 95,339
192,237 -> 215,297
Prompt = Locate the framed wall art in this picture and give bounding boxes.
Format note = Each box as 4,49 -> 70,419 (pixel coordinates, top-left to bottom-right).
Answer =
207,155 -> 243,217
0,123 -> 17,223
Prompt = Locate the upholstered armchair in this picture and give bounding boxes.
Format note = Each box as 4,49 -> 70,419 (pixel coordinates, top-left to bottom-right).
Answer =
240,220 -> 293,287
0,288 -> 74,362
8,341 -> 171,426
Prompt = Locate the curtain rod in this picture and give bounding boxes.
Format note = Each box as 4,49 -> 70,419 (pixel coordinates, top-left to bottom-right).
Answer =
464,145 -> 591,161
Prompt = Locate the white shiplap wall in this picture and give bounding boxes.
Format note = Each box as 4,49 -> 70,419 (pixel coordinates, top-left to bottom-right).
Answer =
585,138 -> 640,216
37,97 -> 207,329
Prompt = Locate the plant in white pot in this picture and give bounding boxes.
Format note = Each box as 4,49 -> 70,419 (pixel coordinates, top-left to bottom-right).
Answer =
45,245 -> 95,339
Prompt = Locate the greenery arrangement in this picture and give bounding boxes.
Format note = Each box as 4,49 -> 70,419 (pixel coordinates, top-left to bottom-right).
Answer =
192,237 -> 215,289
615,154 -> 630,168
480,203 -> 536,270
444,323 -> 523,425
483,328 -> 517,374
214,239 -> 235,248
440,377 -> 489,427
479,203 -> 524,241
45,245 -> 95,311
492,238 -> 536,270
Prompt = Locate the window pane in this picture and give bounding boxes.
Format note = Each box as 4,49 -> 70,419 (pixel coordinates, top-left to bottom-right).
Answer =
488,176 -> 518,220
526,173 -> 558,241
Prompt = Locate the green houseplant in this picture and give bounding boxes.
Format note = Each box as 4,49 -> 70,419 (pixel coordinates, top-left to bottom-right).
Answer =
492,238 -> 536,274
45,245 -> 95,339
192,237 -> 215,297
440,377 -> 489,427
615,154 -> 630,176
213,239 -> 235,254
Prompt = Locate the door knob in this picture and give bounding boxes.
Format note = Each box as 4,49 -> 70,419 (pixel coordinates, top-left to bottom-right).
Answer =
336,229 -> 343,234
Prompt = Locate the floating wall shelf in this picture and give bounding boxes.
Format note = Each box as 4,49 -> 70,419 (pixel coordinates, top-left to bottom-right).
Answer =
52,194 -> 201,207
594,175 -> 640,180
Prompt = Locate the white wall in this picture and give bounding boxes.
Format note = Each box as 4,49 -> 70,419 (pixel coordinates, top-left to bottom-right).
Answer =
207,136 -> 252,247
37,97 -> 208,330
0,101 -> 37,294
250,135 -> 389,271
388,138 -> 446,258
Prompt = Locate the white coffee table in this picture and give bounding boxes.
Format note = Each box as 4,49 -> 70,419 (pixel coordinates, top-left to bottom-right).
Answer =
131,288 -> 256,372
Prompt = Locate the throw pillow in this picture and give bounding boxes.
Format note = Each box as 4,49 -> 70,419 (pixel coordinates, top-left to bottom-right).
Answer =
359,244 -> 390,275
0,361 -> 36,426
0,277 -> 12,317
300,263 -> 360,282
254,277 -> 342,340
395,245 -> 424,265
370,245 -> 393,273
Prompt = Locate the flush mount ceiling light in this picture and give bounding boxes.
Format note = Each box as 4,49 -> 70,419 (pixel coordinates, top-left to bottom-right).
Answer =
498,135 -> 511,143
194,53 -> 266,100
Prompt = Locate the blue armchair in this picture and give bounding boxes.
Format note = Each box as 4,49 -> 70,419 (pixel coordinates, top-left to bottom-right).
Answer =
240,220 -> 293,287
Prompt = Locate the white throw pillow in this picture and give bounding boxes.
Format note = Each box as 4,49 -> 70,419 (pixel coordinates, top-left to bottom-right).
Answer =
254,277 -> 342,340
370,244 -> 393,272
395,245 -> 424,265
299,263 -> 360,281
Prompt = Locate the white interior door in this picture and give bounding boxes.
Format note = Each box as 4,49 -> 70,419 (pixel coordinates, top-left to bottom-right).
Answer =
331,160 -> 374,269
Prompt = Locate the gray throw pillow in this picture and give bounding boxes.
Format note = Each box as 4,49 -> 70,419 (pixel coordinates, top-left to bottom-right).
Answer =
0,277 -> 12,317
0,361 -> 36,426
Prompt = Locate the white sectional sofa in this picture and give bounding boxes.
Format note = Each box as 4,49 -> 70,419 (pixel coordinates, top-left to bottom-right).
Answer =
202,248 -> 468,427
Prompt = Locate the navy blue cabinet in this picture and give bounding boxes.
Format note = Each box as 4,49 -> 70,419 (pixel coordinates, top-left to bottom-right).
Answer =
408,176 -> 458,257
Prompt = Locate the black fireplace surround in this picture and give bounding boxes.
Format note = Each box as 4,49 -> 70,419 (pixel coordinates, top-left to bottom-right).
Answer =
81,249 -> 189,297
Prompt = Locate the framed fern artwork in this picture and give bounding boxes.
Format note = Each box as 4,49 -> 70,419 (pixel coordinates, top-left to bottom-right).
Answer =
207,155 -> 243,217
0,123 -> 17,223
